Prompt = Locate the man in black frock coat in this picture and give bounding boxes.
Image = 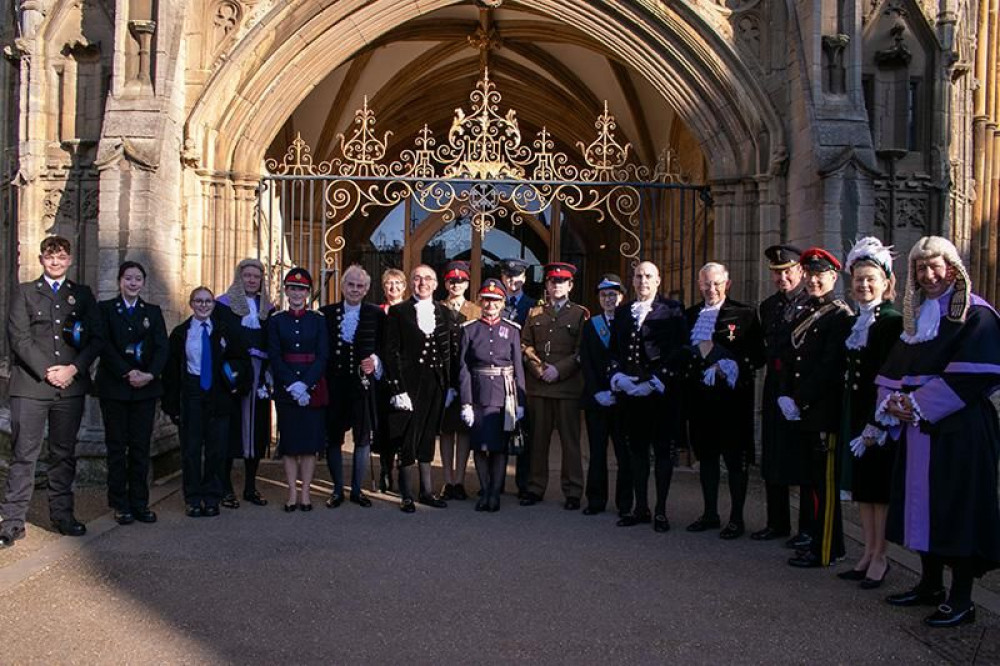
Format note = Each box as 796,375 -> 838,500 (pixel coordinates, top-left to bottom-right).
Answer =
752,244 -> 813,545
0,236 -> 104,547
609,261 -> 688,532
679,262 -> 765,539
383,264 -> 454,512
320,265 -> 385,508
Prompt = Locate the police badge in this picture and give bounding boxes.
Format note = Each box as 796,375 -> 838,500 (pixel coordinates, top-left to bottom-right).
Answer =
143,317 -> 150,329
67,295 -> 76,305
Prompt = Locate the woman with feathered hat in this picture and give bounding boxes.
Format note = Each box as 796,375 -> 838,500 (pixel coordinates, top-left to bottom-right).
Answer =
834,238 -> 901,589
876,236 -> 1000,628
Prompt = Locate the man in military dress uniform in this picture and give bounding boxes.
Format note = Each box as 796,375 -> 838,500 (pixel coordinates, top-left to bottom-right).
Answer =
609,261 -> 688,532
680,262 -> 765,539
500,257 -> 534,498
780,248 -> 852,567
383,264 -> 454,512
752,244 -> 813,545
320,265 -> 385,508
0,236 -> 104,547
580,273 -> 631,517
520,262 -> 588,509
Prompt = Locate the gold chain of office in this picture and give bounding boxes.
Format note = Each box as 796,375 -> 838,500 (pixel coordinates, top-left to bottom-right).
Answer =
264,69 -> 692,267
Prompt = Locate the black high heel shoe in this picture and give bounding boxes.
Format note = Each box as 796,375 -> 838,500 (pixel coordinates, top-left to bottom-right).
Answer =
837,568 -> 868,581
860,563 -> 890,590
283,503 -> 297,513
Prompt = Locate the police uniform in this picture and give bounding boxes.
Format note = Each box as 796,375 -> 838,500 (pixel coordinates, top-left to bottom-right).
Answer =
458,279 -> 526,511
782,248 -> 853,568
0,274 -> 103,542
500,257 -> 534,497
580,274 -> 632,516
162,310 -> 251,514
679,297 -> 765,537
609,293 -> 688,530
753,245 -> 812,541
520,263 -> 588,508
319,299 -> 385,506
95,295 -> 169,521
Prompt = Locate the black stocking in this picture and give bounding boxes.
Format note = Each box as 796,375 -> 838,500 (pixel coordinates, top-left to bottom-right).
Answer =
243,458 -> 260,494
489,453 -> 508,500
948,559 -> 975,610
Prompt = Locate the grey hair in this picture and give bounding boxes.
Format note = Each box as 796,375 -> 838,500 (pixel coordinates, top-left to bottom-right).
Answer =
699,262 -> 729,281
341,264 -> 371,287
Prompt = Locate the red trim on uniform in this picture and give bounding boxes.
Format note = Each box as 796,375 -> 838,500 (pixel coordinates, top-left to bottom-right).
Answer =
444,269 -> 470,281
546,267 -> 573,279
284,274 -> 311,287
283,353 -> 316,362
481,315 -> 501,325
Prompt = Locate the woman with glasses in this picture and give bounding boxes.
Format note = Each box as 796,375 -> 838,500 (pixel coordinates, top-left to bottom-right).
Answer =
376,268 -> 407,493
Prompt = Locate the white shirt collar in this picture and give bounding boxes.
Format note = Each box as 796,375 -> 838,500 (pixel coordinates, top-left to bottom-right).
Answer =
43,275 -> 63,290
122,297 -> 138,309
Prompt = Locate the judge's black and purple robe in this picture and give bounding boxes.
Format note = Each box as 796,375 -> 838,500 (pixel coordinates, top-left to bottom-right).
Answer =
875,293 -> 1000,576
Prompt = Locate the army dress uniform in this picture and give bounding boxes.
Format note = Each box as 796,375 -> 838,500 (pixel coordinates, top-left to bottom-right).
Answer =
678,297 -> 765,537
319,299 -> 385,504
521,265 -> 588,507
755,245 -> 812,540
95,296 -> 169,518
0,276 -> 103,539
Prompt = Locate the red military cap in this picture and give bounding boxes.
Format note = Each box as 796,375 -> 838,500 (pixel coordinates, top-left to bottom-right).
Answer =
544,262 -> 577,281
799,247 -> 842,272
443,260 -> 471,282
478,278 -> 507,300
283,267 -> 313,288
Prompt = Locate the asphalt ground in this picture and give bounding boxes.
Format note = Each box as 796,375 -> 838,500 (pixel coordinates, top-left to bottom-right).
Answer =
0,444 -> 998,664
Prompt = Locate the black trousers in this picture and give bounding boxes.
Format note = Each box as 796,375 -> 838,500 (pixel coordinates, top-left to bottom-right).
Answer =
514,410 -> 532,494
180,376 -> 228,507
399,374 -> 444,467
623,396 -> 675,517
584,407 -> 632,514
802,432 -> 844,564
100,398 -> 157,512
697,446 -> 749,525
763,482 -> 812,534
0,395 -> 84,527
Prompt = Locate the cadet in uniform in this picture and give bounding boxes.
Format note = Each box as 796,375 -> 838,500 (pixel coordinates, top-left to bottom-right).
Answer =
458,279 -> 526,512
383,264 -> 453,512
752,245 -> 813,544
780,248 -> 852,567
520,262 -> 588,510
439,260 -> 480,500
679,262 -> 765,539
501,257 -> 534,499
609,261 -> 688,532
0,236 -> 103,547
319,265 -> 385,508
580,273 -> 631,517
95,260 -> 169,525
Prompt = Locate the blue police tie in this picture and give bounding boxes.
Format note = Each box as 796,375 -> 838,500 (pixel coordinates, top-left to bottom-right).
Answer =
52,281 -> 60,294
199,322 -> 212,390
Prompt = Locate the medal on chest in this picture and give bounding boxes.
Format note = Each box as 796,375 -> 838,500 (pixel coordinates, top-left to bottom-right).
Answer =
727,324 -> 736,341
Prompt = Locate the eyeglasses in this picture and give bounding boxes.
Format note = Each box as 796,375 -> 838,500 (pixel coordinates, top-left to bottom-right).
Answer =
413,275 -> 437,283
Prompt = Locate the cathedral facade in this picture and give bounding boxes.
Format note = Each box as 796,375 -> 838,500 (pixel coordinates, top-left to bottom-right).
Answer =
0,0 -> 995,469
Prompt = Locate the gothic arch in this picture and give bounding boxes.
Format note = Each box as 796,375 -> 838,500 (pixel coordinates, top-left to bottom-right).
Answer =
184,0 -> 784,182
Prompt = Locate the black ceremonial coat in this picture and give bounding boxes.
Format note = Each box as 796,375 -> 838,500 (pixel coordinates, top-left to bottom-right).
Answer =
319,301 -> 386,438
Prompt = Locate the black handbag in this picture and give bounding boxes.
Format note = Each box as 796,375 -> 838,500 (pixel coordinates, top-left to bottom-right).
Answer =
507,423 -> 526,456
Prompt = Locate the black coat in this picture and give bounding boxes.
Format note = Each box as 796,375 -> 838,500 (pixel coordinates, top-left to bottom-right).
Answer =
383,298 -> 452,397
162,315 -> 251,418
608,296 -> 688,386
94,297 -> 169,401
319,301 -> 385,384
580,312 -> 615,410
7,276 -> 103,399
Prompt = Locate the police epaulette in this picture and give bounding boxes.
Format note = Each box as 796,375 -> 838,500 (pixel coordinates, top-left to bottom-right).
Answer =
502,317 -> 521,329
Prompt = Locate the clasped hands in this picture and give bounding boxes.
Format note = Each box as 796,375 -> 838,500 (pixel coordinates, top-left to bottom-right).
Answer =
884,392 -> 919,424
539,363 -> 560,383
287,381 -> 311,407
611,373 -> 664,397
45,364 -> 78,389
125,369 -> 154,389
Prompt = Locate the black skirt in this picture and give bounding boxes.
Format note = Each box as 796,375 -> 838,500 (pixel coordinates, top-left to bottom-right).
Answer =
276,403 -> 325,455
850,440 -> 896,503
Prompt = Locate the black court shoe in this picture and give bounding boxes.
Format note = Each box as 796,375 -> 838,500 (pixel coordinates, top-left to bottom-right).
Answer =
325,493 -> 343,508
452,484 -> 468,501
686,515 -> 721,532
750,527 -> 790,541
924,604 -> 976,628
243,491 -> 268,506
654,515 -> 670,533
886,586 -> 946,607
350,493 -> 373,508
475,499 -> 489,512
418,493 -> 447,508
719,522 -> 744,540
837,568 -> 868,581
114,511 -> 135,526
400,499 -> 416,514
283,503 -> 297,513
221,493 -> 240,509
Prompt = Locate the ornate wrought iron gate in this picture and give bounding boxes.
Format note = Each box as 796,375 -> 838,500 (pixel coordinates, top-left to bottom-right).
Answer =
253,71 -> 711,307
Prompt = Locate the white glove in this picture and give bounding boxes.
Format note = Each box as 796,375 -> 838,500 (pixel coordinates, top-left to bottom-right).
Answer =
702,366 -> 717,387
287,381 -> 308,401
461,404 -> 475,427
717,359 -> 739,389
256,385 -> 271,400
391,393 -> 414,411
296,393 -> 311,407
649,376 -> 666,394
631,381 -> 654,397
445,388 -> 457,408
611,373 -> 637,395
594,391 -> 615,407
849,436 -> 867,458
516,406 -> 525,421
778,396 -> 801,421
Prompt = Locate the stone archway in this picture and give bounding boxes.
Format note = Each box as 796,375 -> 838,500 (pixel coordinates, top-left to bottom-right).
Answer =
182,0 -> 786,301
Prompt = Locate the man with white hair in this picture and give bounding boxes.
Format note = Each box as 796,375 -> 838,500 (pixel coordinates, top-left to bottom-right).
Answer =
678,263 -> 765,539
608,261 -> 688,532
876,236 -> 1000,628
320,265 -> 386,508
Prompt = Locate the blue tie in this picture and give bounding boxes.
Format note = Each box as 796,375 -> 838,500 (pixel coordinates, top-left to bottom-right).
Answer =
199,322 -> 212,390
52,281 -> 60,294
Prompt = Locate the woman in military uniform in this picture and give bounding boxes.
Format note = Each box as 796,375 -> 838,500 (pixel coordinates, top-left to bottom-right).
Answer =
458,279 -> 525,512
216,258 -> 274,509
268,268 -> 329,512
439,260 -> 480,500
95,260 -> 168,525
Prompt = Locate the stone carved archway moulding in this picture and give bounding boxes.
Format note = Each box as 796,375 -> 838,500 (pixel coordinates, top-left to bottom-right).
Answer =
182,0 -> 786,183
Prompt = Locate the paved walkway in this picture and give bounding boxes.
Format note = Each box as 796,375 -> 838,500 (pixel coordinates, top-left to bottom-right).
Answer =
0,457 -> 997,664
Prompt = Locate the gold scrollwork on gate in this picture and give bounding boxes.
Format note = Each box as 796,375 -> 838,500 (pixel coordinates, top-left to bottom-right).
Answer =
264,69 -> 691,268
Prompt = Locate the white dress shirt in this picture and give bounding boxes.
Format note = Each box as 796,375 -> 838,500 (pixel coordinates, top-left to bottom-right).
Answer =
186,318 -> 213,375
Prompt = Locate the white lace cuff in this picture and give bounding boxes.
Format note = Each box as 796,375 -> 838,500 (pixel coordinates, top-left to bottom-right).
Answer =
875,392 -> 900,427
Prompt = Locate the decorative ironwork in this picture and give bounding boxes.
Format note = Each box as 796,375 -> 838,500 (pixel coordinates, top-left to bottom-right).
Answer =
263,68 -> 693,268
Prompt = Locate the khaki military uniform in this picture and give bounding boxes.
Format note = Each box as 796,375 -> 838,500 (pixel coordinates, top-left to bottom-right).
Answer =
521,300 -> 588,501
